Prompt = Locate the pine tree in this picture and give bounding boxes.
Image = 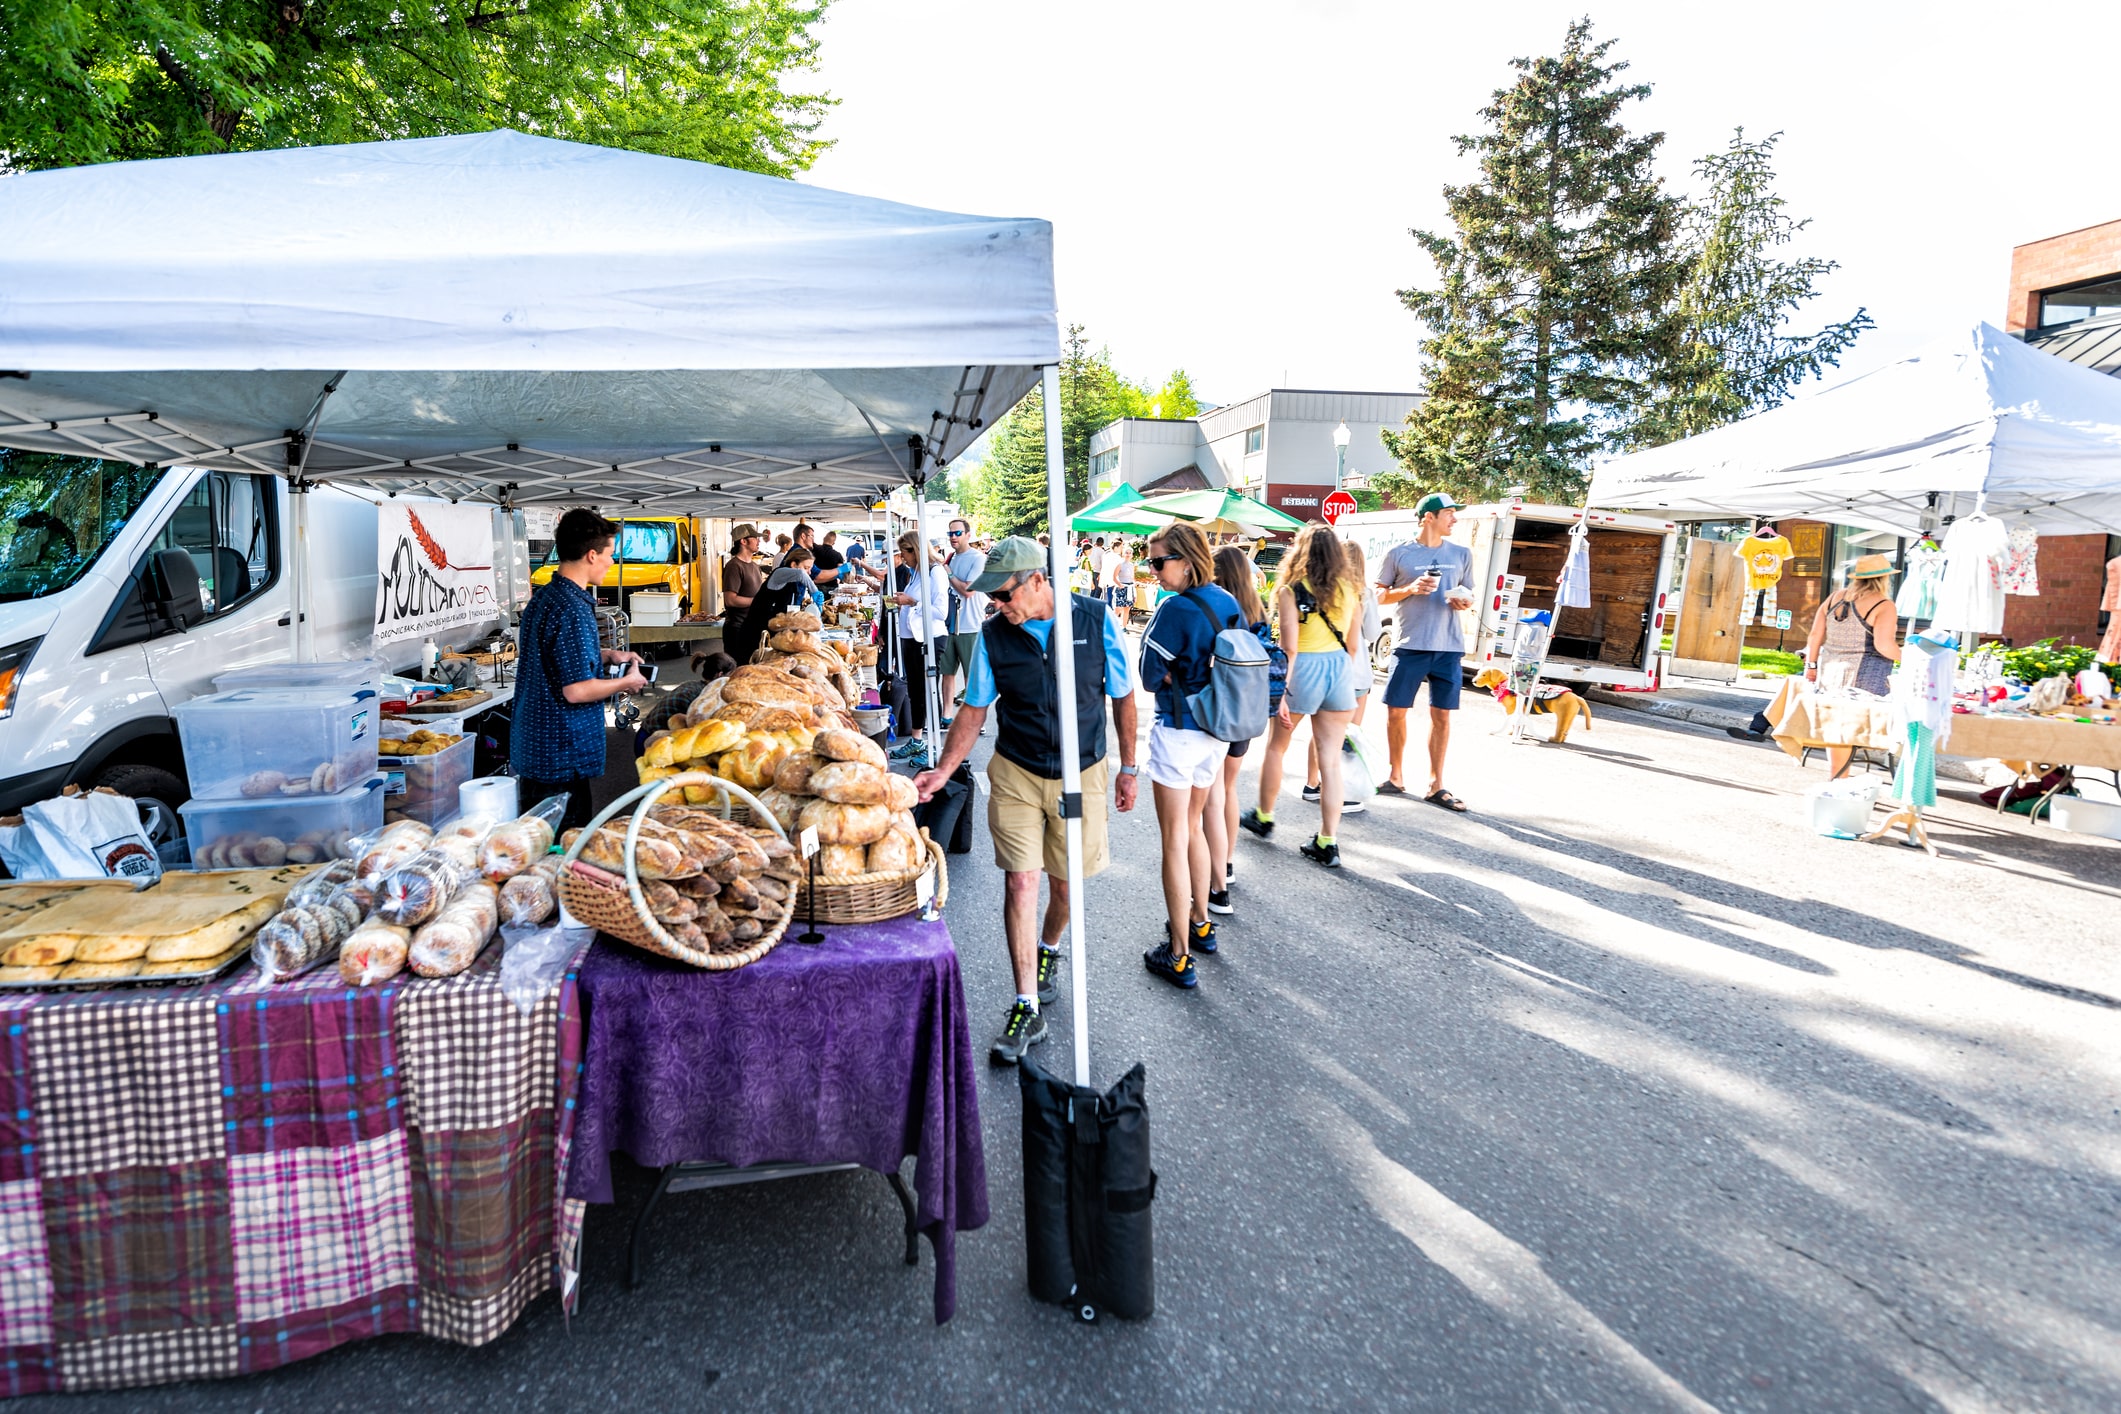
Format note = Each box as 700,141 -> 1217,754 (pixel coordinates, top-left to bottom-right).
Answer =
1630,130 -> 1871,445
1380,19 -> 1683,506
963,389 -> 1054,538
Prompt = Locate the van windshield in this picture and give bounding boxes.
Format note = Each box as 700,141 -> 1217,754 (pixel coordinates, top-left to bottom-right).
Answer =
537,521 -> 680,566
0,452 -> 165,602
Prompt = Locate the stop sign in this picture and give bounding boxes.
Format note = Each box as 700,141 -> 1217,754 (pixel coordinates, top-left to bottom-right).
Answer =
1321,490 -> 1357,525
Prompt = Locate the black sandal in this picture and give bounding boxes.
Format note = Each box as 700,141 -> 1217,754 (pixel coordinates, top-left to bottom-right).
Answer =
1424,789 -> 1469,813
1375,780 -> 1409,796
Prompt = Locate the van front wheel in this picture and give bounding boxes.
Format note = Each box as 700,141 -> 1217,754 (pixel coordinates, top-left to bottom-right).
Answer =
91,763 -> 188,845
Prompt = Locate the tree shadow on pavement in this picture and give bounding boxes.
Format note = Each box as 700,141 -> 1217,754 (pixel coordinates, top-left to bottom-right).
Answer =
1460,815 -> 2121,1013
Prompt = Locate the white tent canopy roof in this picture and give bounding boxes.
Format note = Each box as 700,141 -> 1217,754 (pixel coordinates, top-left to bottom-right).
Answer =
0,130 -> 1057,513
1588,323 -> 2121,536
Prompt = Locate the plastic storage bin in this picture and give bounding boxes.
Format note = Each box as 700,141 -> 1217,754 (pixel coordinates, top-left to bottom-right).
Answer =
2050,795 -> 2121,840
212,657 -> 383,704
172,688 -> 380,802
381,733 -> 474,826
179,772 -> 386,869
629,591 -> 680,626
1808,782 -> 1879,838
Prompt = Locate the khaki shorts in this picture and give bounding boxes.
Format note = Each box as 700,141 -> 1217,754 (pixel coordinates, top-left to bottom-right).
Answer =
988,753 -> 1111,879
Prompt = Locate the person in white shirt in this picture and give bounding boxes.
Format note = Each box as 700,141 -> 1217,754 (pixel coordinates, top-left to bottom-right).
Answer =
937,517 -> 988,722
1101,541 -> 1132,613
891,532 -> 953,757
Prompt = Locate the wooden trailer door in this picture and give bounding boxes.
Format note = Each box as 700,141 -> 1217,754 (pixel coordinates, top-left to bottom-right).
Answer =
1669,537 -> 1746,683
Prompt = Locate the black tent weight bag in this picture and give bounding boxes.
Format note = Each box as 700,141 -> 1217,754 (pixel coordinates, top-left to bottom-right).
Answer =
1019,1054 -> 1155,1321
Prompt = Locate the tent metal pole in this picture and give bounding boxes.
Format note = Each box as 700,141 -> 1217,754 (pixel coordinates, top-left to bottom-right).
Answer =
913,474 -> 942,756
1040,363 -> 1091,1088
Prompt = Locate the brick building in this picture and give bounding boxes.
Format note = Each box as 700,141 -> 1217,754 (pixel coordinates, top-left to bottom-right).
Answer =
2000,222 -> 2121,650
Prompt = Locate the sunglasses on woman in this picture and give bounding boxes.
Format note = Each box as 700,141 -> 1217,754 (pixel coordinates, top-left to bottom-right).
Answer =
1145,554 -> 1182,569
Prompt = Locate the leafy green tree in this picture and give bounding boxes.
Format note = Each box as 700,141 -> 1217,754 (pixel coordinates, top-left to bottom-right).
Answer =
1380,18 -> 1683,506
1150,369 -> 1200,420
1,0 -> 834,174
1629,130 -> 1871,445
961,388 -> 1053,538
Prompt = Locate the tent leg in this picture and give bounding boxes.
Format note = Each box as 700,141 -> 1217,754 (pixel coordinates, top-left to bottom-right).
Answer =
914,480 -> 942,758
1040,363 -> 1091,1089
289,479 -> 310,661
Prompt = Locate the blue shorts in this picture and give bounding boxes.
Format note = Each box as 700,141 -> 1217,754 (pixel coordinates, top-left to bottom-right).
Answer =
1283,650 -> 1357,716
1384,649 -> 1463,710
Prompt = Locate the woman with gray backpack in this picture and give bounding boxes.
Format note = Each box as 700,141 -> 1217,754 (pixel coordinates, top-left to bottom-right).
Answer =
1137,522 -> 1261,989
1240,523 -> 1364,869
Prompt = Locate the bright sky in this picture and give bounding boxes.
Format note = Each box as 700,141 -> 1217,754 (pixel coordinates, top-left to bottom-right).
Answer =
803,0 -> 2121,406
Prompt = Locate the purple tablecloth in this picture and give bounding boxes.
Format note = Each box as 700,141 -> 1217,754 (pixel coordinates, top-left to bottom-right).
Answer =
563,916 -> 988,1322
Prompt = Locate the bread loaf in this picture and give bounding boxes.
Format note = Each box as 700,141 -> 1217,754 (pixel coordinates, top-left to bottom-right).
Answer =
812,727 -> 888,771
797,798 -> 891,847
808,760 -> 891,806
772,755 -> 818,795
59,959 -> 143,980
754,786 -> 804,832
818,843 -> 869,875
767,611 -> 824,633
864,827 -> 921,875
884,774 -> 919,812
339,920 -> 410,986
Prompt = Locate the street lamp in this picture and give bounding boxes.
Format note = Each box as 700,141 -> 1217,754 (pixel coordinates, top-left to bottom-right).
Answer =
1332,420 -> 1351,493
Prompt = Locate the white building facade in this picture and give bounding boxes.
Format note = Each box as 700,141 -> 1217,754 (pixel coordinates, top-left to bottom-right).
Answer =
1089,387 -> 1422,523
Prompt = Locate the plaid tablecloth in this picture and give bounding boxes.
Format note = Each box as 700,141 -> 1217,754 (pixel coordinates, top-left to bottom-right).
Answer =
0,943 -> 587,1396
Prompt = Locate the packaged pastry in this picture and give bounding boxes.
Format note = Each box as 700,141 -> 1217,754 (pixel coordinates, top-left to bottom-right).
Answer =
372,849 -> 461,927
409,881 -> 498,978
254,906 -> 332,981
339,920 -> 411,987
353,820 -> 434,879
498,858 -> 563,927
477,794 -> 569,882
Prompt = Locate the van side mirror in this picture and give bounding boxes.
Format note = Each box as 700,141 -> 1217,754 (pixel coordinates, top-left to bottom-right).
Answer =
148,548 -> 204,630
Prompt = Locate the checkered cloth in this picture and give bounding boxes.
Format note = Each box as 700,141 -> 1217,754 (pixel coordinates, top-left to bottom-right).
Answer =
0,942 -> 589,1397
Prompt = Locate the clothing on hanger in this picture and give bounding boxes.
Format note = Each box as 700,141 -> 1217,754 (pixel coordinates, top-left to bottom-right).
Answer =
1895,542 -> 1946,620
2099,555 -> 2121,665
1736,526 -> 1794,592
2000,520 -> 2039,595
1932,514 -> 2009,636
1890,635 -> 1956,744
1557,532 -> 1591,609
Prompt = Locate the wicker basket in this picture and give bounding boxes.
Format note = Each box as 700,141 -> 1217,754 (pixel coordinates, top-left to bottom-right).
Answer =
667,774 -> 759,828
556,773 -> 791,970
790,831 -> 949,925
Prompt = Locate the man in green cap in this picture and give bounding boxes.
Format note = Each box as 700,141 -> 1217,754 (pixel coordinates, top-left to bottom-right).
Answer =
1375,492 -> 1477,811
913,536 -> 1140,1065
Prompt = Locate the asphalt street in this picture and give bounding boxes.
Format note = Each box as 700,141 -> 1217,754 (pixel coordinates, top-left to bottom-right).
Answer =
26,676 -> 2121,1413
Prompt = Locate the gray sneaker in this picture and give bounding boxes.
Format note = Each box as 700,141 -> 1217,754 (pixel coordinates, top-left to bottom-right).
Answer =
989,1000 -> 1048,1065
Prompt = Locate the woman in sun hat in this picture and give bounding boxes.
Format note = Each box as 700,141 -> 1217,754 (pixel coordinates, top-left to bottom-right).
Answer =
1804,552 -> 1902,777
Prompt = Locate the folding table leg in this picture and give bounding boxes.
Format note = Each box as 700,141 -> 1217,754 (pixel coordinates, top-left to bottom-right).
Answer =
628,1164 -> 678,1290
885,1170 -> 919,1266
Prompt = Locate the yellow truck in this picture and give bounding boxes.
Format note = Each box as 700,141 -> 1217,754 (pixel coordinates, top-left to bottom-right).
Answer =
529,515 -> 711,615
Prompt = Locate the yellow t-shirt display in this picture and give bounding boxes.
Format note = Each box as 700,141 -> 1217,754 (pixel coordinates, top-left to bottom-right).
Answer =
1738,532 -> 1794,592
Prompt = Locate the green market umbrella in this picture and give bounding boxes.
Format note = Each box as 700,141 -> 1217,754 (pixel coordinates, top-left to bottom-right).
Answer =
1071,482 -> 1172,534
1135,487 -> 1308,535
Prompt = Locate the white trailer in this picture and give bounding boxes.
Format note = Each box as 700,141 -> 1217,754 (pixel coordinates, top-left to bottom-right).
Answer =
1337,501 -> 1680,690
0,455 -> 524,823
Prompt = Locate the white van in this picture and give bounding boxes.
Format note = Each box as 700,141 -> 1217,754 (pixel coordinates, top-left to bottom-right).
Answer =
0,452 -> 521,828
1338,501 -> 1680,690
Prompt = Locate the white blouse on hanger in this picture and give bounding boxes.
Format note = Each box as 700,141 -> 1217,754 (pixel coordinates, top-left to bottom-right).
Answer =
1932,515 -> 2010,635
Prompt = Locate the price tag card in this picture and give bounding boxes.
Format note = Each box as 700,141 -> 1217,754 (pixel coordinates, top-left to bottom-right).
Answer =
799,825 -> 819,860
915,868 -> 936,910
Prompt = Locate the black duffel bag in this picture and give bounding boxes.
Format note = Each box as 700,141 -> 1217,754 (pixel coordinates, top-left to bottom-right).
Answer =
911,759 -> 976,855
1019,1054 -> 1155,1322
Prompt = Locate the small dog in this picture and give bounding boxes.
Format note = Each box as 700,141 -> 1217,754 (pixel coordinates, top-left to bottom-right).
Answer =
1474,667 -> 1593,744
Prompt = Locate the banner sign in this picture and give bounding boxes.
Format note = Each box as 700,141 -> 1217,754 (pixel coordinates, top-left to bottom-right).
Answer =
374,502 -> 498,650
1263,482 -> 1336,522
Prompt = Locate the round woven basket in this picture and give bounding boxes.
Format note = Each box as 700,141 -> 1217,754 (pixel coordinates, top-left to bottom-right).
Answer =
791,831 -> 949,925
556,773 -> 792,970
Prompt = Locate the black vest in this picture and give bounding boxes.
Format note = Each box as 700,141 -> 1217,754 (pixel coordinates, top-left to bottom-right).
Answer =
984,593 -> 1109,779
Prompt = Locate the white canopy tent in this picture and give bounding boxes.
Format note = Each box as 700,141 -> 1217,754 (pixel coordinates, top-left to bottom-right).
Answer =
0,132 -> 1105,1085
1587,323 -> 2121,537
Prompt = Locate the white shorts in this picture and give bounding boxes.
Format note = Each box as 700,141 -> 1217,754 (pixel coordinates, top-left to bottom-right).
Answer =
1147,722 -> 1225,789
